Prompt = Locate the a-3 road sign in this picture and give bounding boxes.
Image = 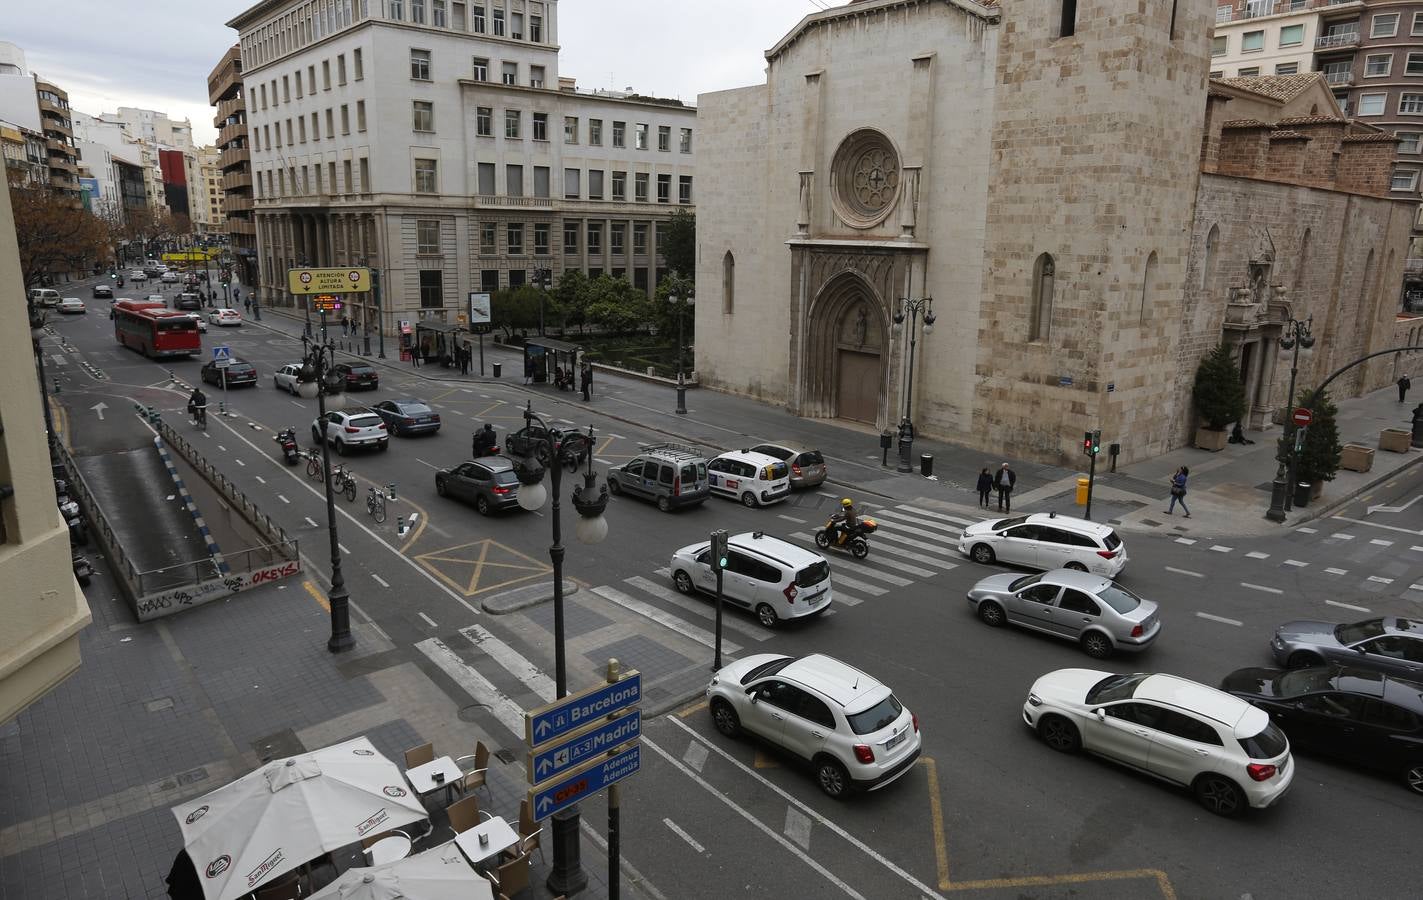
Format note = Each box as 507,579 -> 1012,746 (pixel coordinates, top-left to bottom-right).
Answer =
528,710 -> 640,784
529,743 -> 640,820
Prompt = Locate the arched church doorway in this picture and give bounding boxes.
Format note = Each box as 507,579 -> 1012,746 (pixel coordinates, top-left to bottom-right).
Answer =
835,302 -> 883,424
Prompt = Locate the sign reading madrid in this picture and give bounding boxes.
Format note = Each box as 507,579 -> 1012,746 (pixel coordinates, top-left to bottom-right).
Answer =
287,267 -> 371,294
525,671 -> 641,748
529,710 -> 641,784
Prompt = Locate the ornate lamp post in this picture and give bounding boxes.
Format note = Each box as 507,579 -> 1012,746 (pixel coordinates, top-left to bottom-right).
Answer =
297,330 -> 355,652
533,267 -> 553,336
512,400 -> 609,896
891,295 -> 935,473
668,289 -> 693,415
1265,315 -> 1315,523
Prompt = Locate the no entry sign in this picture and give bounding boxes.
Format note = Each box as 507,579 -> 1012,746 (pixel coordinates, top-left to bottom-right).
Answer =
1292,407 -> 1313,427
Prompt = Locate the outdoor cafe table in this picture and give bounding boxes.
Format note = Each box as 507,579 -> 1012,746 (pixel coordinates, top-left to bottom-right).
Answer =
453,816 -> 520,868
406,756 -> 462,804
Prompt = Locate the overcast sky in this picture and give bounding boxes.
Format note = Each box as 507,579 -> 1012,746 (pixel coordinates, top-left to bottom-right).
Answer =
4,0 -> 829,145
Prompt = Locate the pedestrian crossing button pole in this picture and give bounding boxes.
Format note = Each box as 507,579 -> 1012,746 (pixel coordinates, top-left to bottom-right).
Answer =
710,530 -> 729,670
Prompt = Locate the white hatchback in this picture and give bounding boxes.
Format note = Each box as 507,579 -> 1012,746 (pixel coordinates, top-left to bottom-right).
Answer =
706,450 -> 791,507
209,308 -> 242,326
959,511 -> 1127,577
273,363 -> 305,394
1022,669 -> 1293,817
708,653 -> 921,798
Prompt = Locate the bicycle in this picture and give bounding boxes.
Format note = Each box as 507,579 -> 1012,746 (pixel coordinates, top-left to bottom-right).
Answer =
189,404 -> 207,430
331,464 -> 357,503
366,485 -> 387,524
305,450 -> 324,481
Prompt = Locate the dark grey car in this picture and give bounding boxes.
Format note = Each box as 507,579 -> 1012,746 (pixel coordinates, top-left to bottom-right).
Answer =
966,568 -> 1160,659
749,443 -> 827,489
436,458 -> 520,515
1272,617 -> 1423,679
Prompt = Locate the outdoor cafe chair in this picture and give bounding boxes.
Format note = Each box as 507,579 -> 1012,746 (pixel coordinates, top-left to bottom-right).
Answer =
502,798 -> 545,865
486,851 -> 532,900
403,742 -> 435,770
447,794 -> 482,836
453,741 -> 492,800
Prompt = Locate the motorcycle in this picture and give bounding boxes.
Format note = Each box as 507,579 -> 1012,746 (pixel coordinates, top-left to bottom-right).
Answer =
72,554 -> 93,586
473,426 -> 500,458
814,515 -> 877,559
275,427 -> 300,465
116,277 -> 124,288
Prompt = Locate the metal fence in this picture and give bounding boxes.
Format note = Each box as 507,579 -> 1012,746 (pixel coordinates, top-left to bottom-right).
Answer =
155,418 -> 294,550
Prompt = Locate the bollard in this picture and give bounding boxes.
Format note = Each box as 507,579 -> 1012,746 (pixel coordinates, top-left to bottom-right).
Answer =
920,454 -> 933,478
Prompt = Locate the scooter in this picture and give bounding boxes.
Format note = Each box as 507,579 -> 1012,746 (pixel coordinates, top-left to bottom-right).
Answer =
814,515 -> 877,560
276,427 -> 300,465
72,554 -> 93,586
472,426 -> 500,458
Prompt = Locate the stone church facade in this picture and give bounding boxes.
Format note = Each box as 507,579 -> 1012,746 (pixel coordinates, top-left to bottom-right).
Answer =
694,0 -> 1417,466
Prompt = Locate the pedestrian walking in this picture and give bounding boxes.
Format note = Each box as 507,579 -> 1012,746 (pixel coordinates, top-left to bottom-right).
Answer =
459,345 -> 470,376
523,356 -> 535,385
1399,374 -> 1411,403
580,363 -> 592,401
1165,466 -> 1191,517
244,297 -> 251,313
993,462 -> 1016,513
975,467 -> 993,509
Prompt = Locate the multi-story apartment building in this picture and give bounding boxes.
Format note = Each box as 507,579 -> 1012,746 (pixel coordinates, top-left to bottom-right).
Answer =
1,123 -> 47,186
227,0 -> 696,330
198,146 -> 226,235
0,184 -> 91,725
209,44 -> 257,284
0,43 -> 81,203
1211,0 -> 1327,78
36,80 -> 81,204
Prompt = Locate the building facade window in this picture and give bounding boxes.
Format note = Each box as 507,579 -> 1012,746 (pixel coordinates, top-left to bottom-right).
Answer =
612,121 -> 625,148
564,168 -> 580,198
415,157 -> 437,192
530,14 -> 542,41
722,251 -> 734,314
417,220 -> 440,255
1278,24 -> 1303,48
1403,93 -> 1423,114
1359,93 -> 1388,115
590,119 -> 603,146
507,222 -> 523,254
633,223 -> 647,253
493,7 -> 504,35
338,54 -> 347,84
588,169 -> 604,199
357,100 -> 367,131
565,116 -> 578,143
588,223 -> 602,254
1241,30 -> 1263,52
1414,11 -> 1423,36
534,223 -> 550,255
1275,63 -> 1298,75
657,173 -> 671,203
679,175 -> 693,204
1030,253 -> 1054,341
657,125 -> 670,151
1365,53 -> 1393,77
534,166 -> 550,197
472,4 -> 484,32
411,49 -> 431,80
505,109 -> 521,138
533,112 -> 547,141
612,171 -> 626,201
636,123 -> 649,150
634,172 -> 648,202
680,127 -> 692,153
610,223 -> 625,254
564,222 -> 578,254
477,162 -> 495,194
473,57 -> 488,81
1237,67 -> 1259,77
433,0 -> 446,27
1408,53 -> 1423,76
506,163 -> 522,196
354,48 -> 363,79
1391,169 -> 1419,192
502,62 -> 517,85
419,270 -> 442,308
413,100 -> 434,131
530,65 -> 544,88
1139,251 -> 1157,323
476,106 -> 492,136
481,221 -> 496,253
1202,225 -> 1219,291
411,0 -> 426,24
1399,132 -> 1422,154
1372,12 -> 1400,39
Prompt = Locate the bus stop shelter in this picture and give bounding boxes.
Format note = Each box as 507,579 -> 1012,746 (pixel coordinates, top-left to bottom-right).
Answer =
522,337 -> 583,387
413,321 -> 465,365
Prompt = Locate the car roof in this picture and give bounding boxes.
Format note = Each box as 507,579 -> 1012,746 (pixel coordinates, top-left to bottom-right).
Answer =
1135,674 -> 1251,728
1039,569 -> 1114,592
468,457 -> 515,473
717,449 -> 783,466
727,531 -> 824,568
1384,617 -> 1423,636
779,654 -> 886,710
1025,512 -> 1116,537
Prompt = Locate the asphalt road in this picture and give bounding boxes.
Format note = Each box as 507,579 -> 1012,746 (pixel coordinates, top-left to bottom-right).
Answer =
40,276 -> 1423,899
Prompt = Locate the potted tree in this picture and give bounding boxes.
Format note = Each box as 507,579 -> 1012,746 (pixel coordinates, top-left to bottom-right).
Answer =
1192,343 -> 1246,451
1294,389 -> 1341,499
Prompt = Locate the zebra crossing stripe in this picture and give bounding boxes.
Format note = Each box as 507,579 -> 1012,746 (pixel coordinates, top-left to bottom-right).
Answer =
827,572 -> 887,596
893,505 -> 975,527
872,529 -> 962,562
786,535 -> 914,585
415,638 -> 527,740
866,512 -> 962,542
624,576 -> 772,642
460,625 -> 556,703
591,585 -> 743,654
833,591 -> 863,607
870,540 -> 957,571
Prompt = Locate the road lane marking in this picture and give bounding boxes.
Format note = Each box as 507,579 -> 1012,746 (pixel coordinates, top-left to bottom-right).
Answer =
624,576 -> 773,642
339,543 -> 350,554
1174,537 -> 1197,545
895,505 -> 975,526
414,457 -> 441,470
304,580 -> 329,612
1197,612 -> 1243,627
590,585 -> 742,653
460,624 -> 556,703
868,530 -> 961,563
1283,559 -> 1308,567
664,818 -> 705,854
234,459 -> 245,467
784,807 -> 812,851
1411,546 -> 1423,552
1210,545 -> 1233,553
304,516 -> 319,527
415,638 -> 525,739
1327,599 -> 1371,613
642,737 -> 867,900
255,476 -> 266,484
1367,576 -> 1394,584
834,591 -> 864,607
1330,517 -> 1423,536
1241,582 -> 1283,594
371,573 -> 390,588
277,494 -> 290,504
922,757 -> 950,890
1164,567 -> 1203,578
1245,551 -> 1270,559
1325,567 -> 1348,575
870,541 -> 957,571
820,572 -> 887,596
777,514 -> 807,524
1296,527 -> 1318,534
290,399 -> 304,407
681,740 -> 708,772
217,444 -> 227,451
1330,533 -> 1355,540
1370,539 -> 1395,547
1410,583 -> 1423,591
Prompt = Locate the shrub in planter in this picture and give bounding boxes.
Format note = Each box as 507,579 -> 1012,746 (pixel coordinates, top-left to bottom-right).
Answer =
1295,389 -> 1342,487
1192,343 -> 1245,450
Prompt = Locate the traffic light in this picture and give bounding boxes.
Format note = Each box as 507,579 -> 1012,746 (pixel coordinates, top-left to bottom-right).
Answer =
1083,432 -> 1094,456
1083,430 -> 1102,456
710,529 -> 729,569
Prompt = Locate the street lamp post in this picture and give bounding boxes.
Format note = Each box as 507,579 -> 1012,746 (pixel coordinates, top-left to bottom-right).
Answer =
669,290 -> 693,415
512,401 -> 609,896
891,295 -> 935,473
533,267 -> 553,337
298,326 -> 355,652
1265,316 -> 1315,523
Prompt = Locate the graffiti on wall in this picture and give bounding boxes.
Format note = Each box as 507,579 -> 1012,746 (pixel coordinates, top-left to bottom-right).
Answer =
134,559 -> 301,621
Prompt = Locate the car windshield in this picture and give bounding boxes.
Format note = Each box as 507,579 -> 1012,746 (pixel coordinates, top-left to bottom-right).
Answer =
1010,573 -> 1043,591
767,461 -> 789,480
1335,619 -> 1386,644
1085,672 -> 1150,704
1237,721 -> 1289,760
994,515 -> 1028,530
801,450 -> 824,465
401,403 -> 432,415
1275,668 -> 1338,697
739,657 -> 792,685
349,415 -> 382,428
1096,583 -> 1143,614
847,694 -> 903,735
349,366 -> 375,374
752,445 -> 791,461
796,561 -> 830,588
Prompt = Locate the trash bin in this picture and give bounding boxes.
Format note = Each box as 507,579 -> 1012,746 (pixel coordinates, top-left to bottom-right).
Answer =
492,362 -> 502,378
1293,481 -> 1311,508
920,454 -> 933,477
1076,477 -> 1090,506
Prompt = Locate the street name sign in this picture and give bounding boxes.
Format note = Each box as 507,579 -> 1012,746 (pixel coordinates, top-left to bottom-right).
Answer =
529,742 -> 640,820
287,267 -> 371,294
1292,407 -> 1313,427
525,671 -> 641,748
527,709 -> 641,784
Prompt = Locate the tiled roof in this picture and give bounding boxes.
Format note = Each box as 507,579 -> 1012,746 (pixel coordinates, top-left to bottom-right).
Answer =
1276,115 -> 1346,126
1213,73 -> 1323,102
1268,130 -> 1308,140
1342,132 -> 1400,143
1222,119 -> 1272,129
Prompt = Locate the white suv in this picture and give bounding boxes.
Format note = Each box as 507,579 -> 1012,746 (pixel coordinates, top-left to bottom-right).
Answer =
1023,669 -> 1293,817
708,653 -> 921,798
669,532 -> 832,627
312,410 -> 389,455
273,363 -> 305,394
959,511 -> 1127,577
707,450 -> 791,507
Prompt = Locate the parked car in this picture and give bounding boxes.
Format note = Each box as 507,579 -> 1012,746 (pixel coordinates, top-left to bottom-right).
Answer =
372,399 -> 441,436
160,271 -> 180,283
1022,669 -> 1293,817
967,568 -> 1160,658
200,358 -> 257,387
57,297 -> 86,314
142,266 -> 160,278
707,653 -> 921,798
175,292 -> 202,311
183,273 -> 201,286
273,363 -> 305,394
670,532 -> 833,628
1222,665 -> 1423,796
748,443 -> 827,489
959,511 -> 1127,577
333,362 -> 379,390
1272,617 -> 1423,679
606,443 -> 710,512
92,284 -> 113,299
506,423 -> 592,468
312,410 -> 389,455
28,288 -> 61,307
208,308 -> 242,326
707,449 -> 791,507
435,458 -> 520,515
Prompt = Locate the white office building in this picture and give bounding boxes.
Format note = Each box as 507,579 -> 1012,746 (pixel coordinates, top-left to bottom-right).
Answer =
227,0 -> 697,330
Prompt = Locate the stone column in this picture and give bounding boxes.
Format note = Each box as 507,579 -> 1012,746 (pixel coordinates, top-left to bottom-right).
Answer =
798,171 -> 813,234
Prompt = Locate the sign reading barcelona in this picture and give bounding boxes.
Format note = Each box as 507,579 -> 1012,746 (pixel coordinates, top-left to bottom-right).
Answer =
287,267 -> 371,294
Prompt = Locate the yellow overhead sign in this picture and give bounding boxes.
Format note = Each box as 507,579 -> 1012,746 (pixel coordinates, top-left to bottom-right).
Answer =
287,267 -> 371,294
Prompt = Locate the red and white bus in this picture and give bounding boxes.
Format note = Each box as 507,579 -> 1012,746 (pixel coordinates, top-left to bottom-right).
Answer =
113,300 -> 201,358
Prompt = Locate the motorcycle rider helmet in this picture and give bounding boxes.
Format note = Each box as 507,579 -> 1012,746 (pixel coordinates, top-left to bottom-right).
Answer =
841,498 -> 853,508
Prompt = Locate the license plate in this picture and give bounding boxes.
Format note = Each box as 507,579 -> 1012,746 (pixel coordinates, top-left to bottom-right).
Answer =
885,730 -> 907,751
806,591 -> 827,607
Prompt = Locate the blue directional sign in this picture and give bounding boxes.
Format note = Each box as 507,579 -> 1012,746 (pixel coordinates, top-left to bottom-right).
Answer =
525,671 -> 641,748
529,710 -> 641,784
530,743 -> 640,820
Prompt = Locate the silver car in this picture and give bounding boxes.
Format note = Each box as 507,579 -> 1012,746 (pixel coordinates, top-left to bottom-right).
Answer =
749,443 -> 828,489
967,569 -> 1160,659
1272,617 -> 1423,679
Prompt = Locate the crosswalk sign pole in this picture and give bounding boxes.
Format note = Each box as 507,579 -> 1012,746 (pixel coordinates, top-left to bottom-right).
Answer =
711,530 -> 729,670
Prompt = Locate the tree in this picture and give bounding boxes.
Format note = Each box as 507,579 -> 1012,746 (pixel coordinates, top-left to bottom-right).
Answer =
555,269 -> 591,333
1295,389 -> 1342,484
7,172 -> 109,290
663,209 -> 695,281
491,285 -> 545,340
586,275 -> 650,335
1192,343 -> 1246,430
653,271 -> 696,358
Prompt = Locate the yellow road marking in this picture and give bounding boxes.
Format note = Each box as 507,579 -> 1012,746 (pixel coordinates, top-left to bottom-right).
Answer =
676,700 -> 707,718
413,538 -> 552,596
752,749 -> 779,769
921,757 -> 950,890
303,580 -> 330,612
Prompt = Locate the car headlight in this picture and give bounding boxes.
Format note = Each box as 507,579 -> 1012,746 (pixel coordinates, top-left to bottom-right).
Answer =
1027,693 -> 1042,707
1272,636 -> 1284,649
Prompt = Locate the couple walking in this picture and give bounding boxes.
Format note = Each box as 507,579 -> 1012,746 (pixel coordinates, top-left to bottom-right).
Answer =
976,463 -> 1017,512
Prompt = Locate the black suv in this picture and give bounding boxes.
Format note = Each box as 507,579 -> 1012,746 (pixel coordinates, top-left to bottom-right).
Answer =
201,358 -> 258,387
92,284 -> 113,299
505,424 -> 591,468
175,292 -> 203,311
333,363 -> 380,391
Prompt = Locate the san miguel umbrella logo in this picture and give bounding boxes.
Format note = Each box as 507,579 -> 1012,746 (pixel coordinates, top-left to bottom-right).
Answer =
353,748 -> 375,756
185,805 -> 209,825
204,855 -> 231,879
382,785 -> 407,797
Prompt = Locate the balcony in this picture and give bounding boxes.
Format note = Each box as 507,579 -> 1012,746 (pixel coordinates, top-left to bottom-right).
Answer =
1324,69 -> 1354,86
226,218 -> 256,236
1216,0 -> 1361,24
223,170 -> 252,191
218,121 -> 247,147
207,51 -> 243,105
225,195 -> 253,212
1317,30 -> 1360,50
219,146 -> 250,169
48,157 -> 77,174
216,96 -> 245,123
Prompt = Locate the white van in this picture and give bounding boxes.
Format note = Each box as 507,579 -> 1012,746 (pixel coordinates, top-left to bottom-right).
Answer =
28,288 -> 61,308
669,532 -> 834,627
706,450 -> 792,507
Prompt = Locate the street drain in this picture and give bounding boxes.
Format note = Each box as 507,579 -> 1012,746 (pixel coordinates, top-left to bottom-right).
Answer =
145,697 -> 174,712
457,703 -> 488,722
494,748 -> 517,765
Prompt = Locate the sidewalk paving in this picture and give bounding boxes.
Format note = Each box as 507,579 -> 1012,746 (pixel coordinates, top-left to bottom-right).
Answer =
248,305 -> 1423,538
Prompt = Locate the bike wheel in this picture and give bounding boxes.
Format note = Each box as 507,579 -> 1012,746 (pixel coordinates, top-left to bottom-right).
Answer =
372,495 -> 387,524
344,478 -> 357,503
306,456 -> 321,479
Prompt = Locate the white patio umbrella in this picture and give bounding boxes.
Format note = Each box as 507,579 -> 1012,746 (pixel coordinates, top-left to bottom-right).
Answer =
309,842 -> 493,900
172,736 -> 429,900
